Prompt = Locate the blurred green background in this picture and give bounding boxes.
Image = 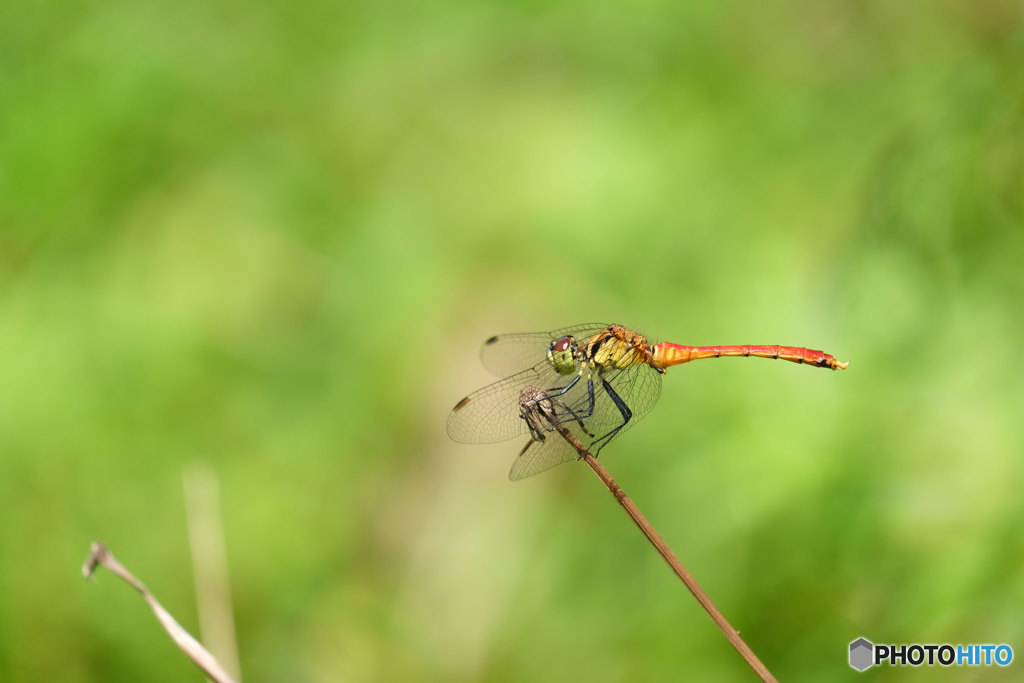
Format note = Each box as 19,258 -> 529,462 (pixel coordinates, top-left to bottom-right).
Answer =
2,0 -> 1022,681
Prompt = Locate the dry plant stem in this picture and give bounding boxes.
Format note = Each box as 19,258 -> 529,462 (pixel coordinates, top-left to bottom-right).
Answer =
552,426 -> 777,683
583,455 -> 777,683
82,542 -> 239,683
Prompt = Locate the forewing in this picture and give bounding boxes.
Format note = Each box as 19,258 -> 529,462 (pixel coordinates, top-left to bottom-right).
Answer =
447,361 -> 566,444
479,323 -> 609,377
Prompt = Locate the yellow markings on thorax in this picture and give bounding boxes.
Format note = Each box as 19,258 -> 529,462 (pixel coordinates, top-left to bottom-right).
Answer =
586,326 -> 652,372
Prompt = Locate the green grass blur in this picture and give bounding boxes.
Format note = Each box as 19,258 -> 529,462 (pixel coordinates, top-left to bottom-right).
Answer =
2,1 -> 1022,681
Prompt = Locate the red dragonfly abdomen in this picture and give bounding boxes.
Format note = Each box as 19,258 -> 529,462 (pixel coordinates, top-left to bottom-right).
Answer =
651,343 -> 848,370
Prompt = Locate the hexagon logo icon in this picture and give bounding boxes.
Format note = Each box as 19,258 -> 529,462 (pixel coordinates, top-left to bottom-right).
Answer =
849,637 -> 874,671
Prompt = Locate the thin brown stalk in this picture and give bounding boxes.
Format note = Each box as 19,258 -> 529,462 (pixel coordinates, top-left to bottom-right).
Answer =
82,541 -> 239,683
554,426 -> 778,683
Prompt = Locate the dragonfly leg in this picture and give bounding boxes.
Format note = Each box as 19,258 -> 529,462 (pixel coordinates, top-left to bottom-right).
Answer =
542,373 -> 598,424
522,412 -> 548,442
583,378 -> 595,418
588,377 -> 633,454
516,377 -> 597,461
523,388 -> 594,438
518,388 -> 594,457
552,378 -> 598,439
545,376 -> 595,414
545,373 -> 581,400
552,394 -> 595,437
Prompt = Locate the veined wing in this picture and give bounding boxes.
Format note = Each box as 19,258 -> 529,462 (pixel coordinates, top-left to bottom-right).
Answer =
508,423 -> 582,481
447,360 -> 571,444
451,322 -> 667,479
508,386 -> 595,480
584,357 -> 663,452
506,357 -> 662,478
479,323 -> 609,378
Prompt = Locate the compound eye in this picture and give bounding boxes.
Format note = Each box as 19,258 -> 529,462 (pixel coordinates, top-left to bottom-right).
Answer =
547,335 -> 576,376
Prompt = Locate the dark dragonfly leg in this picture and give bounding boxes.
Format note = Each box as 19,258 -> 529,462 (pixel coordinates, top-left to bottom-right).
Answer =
544,374 -> 598,422
545,373 -> 580,399
518,388 -> 594,456
515,375 -> 596,458
521,393 -> 594,439
588,377 -> 633,454
522,410 -> 548,442
557,390 -> 595,437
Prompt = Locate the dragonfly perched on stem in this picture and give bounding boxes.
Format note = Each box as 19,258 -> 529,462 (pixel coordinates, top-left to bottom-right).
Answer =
447,323 -> 848,481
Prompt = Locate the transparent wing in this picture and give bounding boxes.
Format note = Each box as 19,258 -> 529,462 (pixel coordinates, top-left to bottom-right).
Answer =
508,386 -> 596,481
451,322 -> 667,481
506,360 -> 663,479
446,360 -> 571,444
508,428 -> 581,481
479,323 -> 609,377
585,356 -> 663,452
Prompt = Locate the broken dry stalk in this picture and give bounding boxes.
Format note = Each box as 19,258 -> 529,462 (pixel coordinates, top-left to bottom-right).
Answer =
82,541 -> 239,683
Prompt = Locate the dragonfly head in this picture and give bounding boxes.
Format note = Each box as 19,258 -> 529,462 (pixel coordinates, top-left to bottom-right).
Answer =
547,335 -> 578,375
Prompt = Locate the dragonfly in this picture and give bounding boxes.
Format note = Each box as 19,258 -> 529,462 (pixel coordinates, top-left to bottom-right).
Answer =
447,323 -> 848,481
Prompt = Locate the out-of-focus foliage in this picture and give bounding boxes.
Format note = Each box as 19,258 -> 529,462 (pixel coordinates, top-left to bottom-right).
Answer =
1,1 -> 1021,681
